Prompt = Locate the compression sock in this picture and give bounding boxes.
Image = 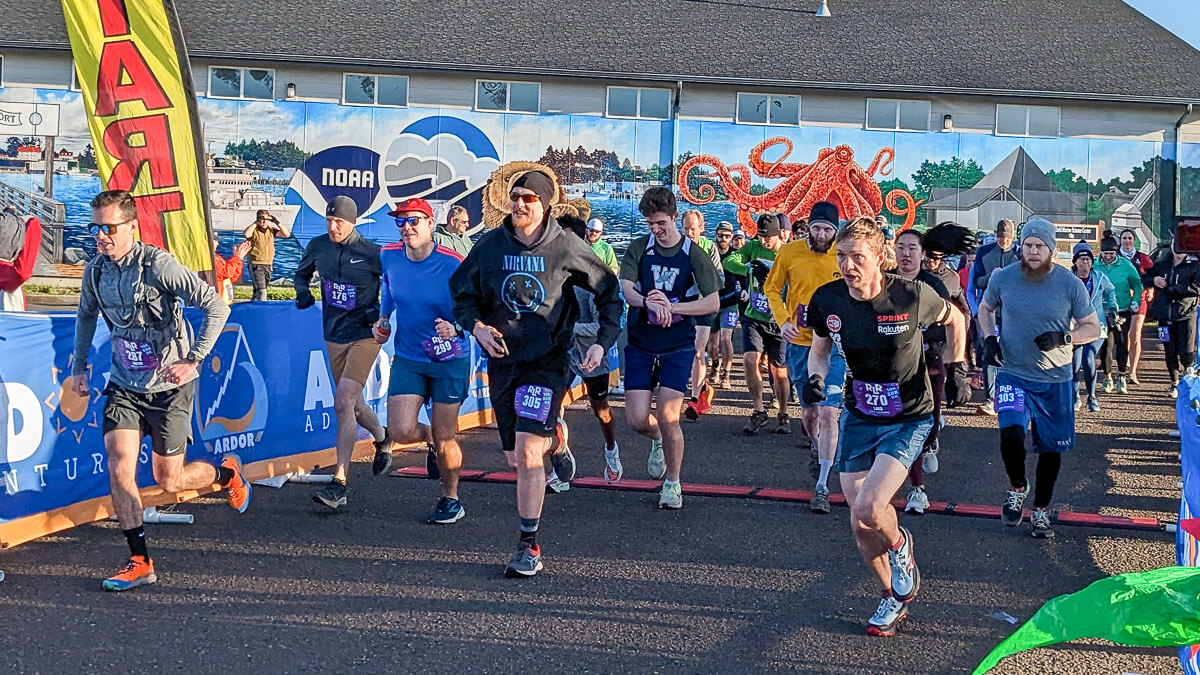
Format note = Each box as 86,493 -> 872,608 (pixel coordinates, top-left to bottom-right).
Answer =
816,459 -> 833,491
123,525 -> 149,560
519,517 -> 539,547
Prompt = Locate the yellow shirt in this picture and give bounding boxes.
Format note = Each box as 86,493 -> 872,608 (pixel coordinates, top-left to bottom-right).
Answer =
763,238 -> 841,346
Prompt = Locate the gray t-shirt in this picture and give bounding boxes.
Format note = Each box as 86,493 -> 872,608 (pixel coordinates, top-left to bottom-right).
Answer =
983,264 -> 1093,383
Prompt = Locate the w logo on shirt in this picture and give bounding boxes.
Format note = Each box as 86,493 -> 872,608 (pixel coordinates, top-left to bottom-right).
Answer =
651,265 -> 681,290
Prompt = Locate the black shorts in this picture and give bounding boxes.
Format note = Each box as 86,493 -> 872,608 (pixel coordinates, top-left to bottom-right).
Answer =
582,373 -> 611,402
742,319 -> 787,368
696,313 -> 717,334
102,381 -> 195,457
489,352 -> 573,452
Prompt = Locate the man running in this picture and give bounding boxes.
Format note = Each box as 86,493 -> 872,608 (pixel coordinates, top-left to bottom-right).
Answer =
620,189 -> 721,508
681,209 -> 722,420
972,219 -> 1019,415
805,216 -> 966,636
294,195 -> 388,510
372,198 -> 470,524
69,190 -> 249,591
764,201 -> 844,513
450,169 -> 622,577
978,218 -> 1099,539
723,214 -> 790,434
709,221 -> 742,388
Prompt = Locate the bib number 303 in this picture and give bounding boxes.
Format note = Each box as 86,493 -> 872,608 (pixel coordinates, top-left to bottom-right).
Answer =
996,383 -> 1026,414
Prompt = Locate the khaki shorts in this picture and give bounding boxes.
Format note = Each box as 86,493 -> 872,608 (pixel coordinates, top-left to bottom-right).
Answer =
327,338 -> 381,386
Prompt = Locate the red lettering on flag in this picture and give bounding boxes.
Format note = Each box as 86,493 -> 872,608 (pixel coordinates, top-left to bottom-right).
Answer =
129,192 -> 185,249
94,40 -> 171,117
97,0 -> 131,37
101,114 -> 180,190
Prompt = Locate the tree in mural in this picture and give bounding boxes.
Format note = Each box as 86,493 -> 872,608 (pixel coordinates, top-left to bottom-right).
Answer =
224,139 -> 309,169
77,143 -> 98,171
5,136 -> 41,156
912,157 -> 986,196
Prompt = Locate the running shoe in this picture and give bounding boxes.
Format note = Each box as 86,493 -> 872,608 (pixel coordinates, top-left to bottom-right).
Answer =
659,481 -> 683,510
905,487 -> 929,514
548,420 -> 576,483
696,383 -> 715,414
976,400 -> 997,417
610,380 -> 625,396
604,445 -> 624,484
504,543 -> 543,578
1130,373 -> 1141,386
1117,375 -> 1129,394
545,469 -> 571,494
1001,486 -> 1027,526
887,526 -> 920,602
1103,375 -> 1115,394
220,453 -> 251,513
427,496 -> 465,524
1031,508 -> 1054,539
774,412 -> 792,435
102,556 -> 157,592
1073,394 -> 1082,411
647,438 -> 666,479
711,370 -> 724,389
921,443 -> 939,475
1087,397 -> 1101,413
743,410 -> 769,436
371,438 -> 394,476
810,487 -> 831,514
425,443 -> 440,480
867,595 -> 909,637
767,395 -> 779,411
1170,382 -> 1180,399
313,480 -> 348,510
684,399 -> 700,421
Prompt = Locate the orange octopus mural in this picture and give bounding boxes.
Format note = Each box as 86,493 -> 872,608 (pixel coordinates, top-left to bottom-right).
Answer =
678,138 -> 924,236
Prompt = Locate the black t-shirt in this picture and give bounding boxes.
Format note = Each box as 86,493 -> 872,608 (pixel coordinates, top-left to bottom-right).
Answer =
914,269 -> 951,346
808,274 -> 949,423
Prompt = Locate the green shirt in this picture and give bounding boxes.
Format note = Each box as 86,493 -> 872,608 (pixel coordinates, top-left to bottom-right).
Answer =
590,238 -> 619,273
431,226 -> 473,257
1096,255 -> 1144,312
722,239 -> 780,323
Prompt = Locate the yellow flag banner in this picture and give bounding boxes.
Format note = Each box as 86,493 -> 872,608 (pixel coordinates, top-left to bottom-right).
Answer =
61,0 -> 213,271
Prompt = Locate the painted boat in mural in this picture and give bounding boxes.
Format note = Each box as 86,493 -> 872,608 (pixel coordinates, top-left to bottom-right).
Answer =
208,166 -> 299,231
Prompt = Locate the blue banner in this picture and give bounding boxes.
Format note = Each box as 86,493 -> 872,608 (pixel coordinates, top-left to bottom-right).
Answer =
1176,381 -> 1200,674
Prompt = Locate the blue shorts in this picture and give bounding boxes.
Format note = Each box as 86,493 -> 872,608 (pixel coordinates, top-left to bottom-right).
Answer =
625,344 -> 693,393
786,343 -> 847,408
995,371 -> 1075,453
836,413 -> 934,474
388,356 -> 469,405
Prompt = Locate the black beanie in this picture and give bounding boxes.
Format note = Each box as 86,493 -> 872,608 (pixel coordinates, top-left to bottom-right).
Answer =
1100,237 -> 1118,253
512,171 -> 555,207
757,213 -> 782,238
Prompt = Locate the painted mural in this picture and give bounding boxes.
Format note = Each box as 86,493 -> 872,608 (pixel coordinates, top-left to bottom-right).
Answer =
0,84 -> 1197,279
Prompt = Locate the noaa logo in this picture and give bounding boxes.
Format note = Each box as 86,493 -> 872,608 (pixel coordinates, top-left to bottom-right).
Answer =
827,315 -> 842,332
321,168 -> 375,188
193,324 -> 269,455
502,272 -> 546,313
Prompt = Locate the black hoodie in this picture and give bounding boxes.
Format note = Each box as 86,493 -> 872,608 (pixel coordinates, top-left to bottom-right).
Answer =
450,215 -> 622,363
1144,255 -> 1200,322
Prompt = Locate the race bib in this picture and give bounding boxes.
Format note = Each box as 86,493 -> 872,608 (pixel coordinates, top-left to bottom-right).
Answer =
113,336 -> 160,372
421,336 -> 465,362
322,280 -> 357,310
515,384 -> 554,423
995,382 -> 1026,414
1159,326 -> 1171,343
750,292 -> 771,316
721,310 -> 739,328
794,303 -> 808,328
852,380 -> 903,417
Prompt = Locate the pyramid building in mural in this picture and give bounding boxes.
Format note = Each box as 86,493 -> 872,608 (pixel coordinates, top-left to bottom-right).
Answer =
923,147 -> 1087,229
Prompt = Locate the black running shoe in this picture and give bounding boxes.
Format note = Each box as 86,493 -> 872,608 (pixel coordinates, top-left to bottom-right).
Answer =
1002,486 -> 1027,527
743,410 -> 769,436
548,420 -> 575,483
371,438 -> 393,476
313,480 -> 347,509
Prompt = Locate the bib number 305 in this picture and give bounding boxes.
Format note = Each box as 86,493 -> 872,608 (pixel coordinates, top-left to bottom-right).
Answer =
515,384 -> 554,423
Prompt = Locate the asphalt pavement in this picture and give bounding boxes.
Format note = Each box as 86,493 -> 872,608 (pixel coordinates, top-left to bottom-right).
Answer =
0,341 -> 1186,674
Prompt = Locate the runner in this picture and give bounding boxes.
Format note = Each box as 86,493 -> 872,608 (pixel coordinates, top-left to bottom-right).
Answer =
763,201 -> 844,514
972,219 -> 1019,415
805,216 -> 966,636
69,190 -> 249,591
450,168 -> 622,577
1118,229 -> 1155,384
1144,237 -> 1200,396
681,209 -> 722,420
371,198 -> 470,524
723,214 -> 790,435
1069,246 -> 1117,412
978,218 -> 1100,539
709,221 -> 742,389
294,195 -> 388,510
1095,236 -> 1142,393
620,188 -> 721,508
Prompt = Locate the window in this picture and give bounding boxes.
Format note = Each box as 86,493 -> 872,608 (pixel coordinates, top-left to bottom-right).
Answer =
208,67 -> 275,100
69,65 -> 80,91
606,86 -> 671,120
342,73 -> 408,107
475,80 -> 540,113
995,104 -> 1060,137
865,98 -> 930,132
736,93 -> 800,126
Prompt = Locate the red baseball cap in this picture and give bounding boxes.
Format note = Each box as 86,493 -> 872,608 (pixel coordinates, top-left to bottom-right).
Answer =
388,198 -> 433,219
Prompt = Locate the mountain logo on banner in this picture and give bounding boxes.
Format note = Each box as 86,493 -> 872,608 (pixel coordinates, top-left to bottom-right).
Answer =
299,145 -> 383,219
193,324 -> 269,455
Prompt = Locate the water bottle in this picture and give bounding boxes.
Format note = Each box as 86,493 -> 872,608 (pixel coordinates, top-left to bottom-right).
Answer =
378,317 -> 392,341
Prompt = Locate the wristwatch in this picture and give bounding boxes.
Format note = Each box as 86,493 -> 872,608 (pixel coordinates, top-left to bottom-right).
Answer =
1064,332 -> 1073,346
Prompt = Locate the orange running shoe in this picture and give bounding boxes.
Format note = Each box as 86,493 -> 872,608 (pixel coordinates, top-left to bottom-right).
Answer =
221,453 -> 252,513
102,556 -> 157,592
696,383 -> 716,415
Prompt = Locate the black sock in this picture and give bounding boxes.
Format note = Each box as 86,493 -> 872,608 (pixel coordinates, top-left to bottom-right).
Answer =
214,465 -> 235,486
123,526 -> 149,560
519,517 -> 539,547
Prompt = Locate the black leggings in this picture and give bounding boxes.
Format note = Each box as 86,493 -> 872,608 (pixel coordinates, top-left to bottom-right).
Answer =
1000,425 -> 1062,509
1164,317 -> 1198,383
1100,309 -> 1132,375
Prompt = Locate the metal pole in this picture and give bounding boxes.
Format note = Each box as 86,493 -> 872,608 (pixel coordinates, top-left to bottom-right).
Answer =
42,136 -> 55,199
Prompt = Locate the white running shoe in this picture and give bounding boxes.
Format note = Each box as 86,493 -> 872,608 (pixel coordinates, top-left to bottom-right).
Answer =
658,481 -> 682,509
545,469 -> 570,494
867,595 -> 909,637
647,438 -> 666,479
887,526 -> 919,602
604,444 -> 623,484
905,487 -> 929,514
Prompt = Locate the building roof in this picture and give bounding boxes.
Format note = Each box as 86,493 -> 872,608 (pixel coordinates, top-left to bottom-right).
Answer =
2,0 -> 1200,103
923,186 -> 1085,216
974,147 -> 1059,193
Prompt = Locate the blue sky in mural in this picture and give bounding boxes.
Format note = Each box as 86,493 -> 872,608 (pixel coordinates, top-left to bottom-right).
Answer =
1123,0 -> 1200,48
